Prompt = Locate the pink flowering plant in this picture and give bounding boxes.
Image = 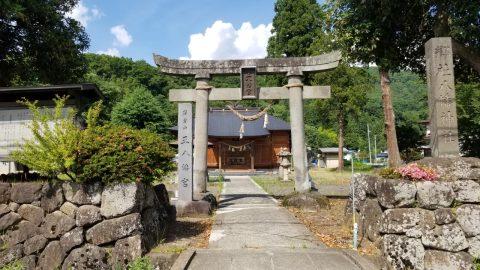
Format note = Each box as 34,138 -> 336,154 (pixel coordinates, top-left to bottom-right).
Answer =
395,163 -> 438,181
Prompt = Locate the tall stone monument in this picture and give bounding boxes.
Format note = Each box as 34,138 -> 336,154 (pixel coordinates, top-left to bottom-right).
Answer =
177,103 -> 193,202
425,37 -> 460,157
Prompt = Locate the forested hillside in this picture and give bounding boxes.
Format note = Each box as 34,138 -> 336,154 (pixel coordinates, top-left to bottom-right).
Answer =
80,53 -> 433,158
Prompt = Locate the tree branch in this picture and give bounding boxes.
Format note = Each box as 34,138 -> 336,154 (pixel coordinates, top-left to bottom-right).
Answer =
451,39 -> 480,75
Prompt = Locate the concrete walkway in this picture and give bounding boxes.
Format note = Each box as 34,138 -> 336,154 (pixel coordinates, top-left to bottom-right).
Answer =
186,176 -> 376,270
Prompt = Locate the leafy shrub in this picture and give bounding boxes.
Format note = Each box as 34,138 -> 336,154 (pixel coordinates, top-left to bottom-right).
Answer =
126,257 -> 154,270
344,160 -> 373,172
10,96 -> 80,180
473,257 -> 480,270
395,163 -> 438,181
378,167 -> 402,179
75,124 -> 175,184
11,98 -> 175,185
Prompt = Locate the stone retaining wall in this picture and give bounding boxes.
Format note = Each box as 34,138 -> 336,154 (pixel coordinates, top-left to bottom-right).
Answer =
352,157 -> 480,270
0,181 -> 173,269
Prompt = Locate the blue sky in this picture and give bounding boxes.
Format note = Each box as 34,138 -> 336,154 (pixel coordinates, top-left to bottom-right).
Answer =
69,0 -> 277,64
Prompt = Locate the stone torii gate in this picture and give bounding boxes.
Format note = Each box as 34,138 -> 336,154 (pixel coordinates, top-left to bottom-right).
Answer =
154,52 -> 341,203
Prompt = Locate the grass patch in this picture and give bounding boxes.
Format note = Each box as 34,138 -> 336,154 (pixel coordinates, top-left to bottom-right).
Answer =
207,181 -> 224,200
0,261 -> 24,270
125,257 -> 154,270
474,257 -> 480,270
252,168 -> 357,197
208,175 -> 225,183
150,245 -> 187,254
251,175 -> 294,196
309,168 -> 353,186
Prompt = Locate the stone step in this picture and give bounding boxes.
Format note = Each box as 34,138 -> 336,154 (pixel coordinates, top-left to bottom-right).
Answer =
178,248 -> 378,270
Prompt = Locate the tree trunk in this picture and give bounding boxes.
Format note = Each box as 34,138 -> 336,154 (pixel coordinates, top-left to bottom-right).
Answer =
337,109 -> 344,171
379,69 -> 402,168
451,39 -> 480,75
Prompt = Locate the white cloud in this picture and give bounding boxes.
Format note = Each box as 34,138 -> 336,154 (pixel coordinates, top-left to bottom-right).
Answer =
111,25 -> 133,47
91,8 -> 101,18
97,48 -> 120,57
95,25 -> 132,57
66,1 -> 102,27
185,20 -> 273,60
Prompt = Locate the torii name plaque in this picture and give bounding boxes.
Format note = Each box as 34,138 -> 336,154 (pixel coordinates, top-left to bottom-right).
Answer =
241,67 -> 257,99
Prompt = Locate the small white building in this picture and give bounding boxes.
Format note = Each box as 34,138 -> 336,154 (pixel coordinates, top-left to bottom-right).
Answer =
318,147 -> 348,168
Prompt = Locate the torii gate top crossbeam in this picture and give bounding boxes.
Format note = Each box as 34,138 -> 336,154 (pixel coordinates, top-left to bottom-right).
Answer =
153,51 -> 341,76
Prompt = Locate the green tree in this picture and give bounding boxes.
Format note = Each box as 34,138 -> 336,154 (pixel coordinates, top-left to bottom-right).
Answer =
404,0 -> 480,77
111,87 -> 173,134
305,125 -> 338,149
83,53 -> 193,122
457,83 -> 480,157
84,53 -> 193,97
310,64 -> 373,169
267,0 -> 325,57
1,0 -> 89,86
330,0 -> 427,167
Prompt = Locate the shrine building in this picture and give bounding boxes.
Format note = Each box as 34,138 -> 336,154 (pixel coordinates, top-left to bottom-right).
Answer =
172,108 -> 291,172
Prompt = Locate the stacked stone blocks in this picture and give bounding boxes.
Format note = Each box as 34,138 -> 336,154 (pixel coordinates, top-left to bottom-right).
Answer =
352,157 -> 480,270
0,181 -> 172,269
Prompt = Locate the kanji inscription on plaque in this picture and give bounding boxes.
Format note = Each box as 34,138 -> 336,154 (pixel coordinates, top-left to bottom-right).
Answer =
241,66 -> 257,99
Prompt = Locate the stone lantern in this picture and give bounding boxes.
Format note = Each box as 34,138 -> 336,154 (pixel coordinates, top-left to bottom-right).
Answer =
278,148 -> 292,181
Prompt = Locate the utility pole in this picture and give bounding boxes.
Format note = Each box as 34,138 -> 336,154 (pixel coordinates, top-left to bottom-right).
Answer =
367,124 -> 372,164
374,135 -> 377,165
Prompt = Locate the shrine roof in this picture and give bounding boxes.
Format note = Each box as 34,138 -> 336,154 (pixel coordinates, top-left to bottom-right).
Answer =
172,108 -> 290,137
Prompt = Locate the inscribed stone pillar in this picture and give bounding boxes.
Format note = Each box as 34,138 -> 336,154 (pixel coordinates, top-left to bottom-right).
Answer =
287,74 -> 310,192
425,37 -> 460,157
193,76 -> 210,195
177,103 -> 193,202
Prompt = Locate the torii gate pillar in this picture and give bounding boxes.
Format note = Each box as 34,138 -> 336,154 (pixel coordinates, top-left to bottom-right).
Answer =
193,76 -> 210,195
287,73 -> 310,192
